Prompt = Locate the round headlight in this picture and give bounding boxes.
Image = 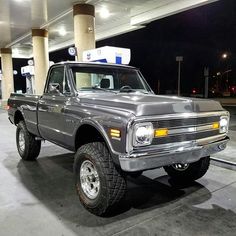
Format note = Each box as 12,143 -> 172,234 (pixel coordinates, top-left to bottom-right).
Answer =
219,116 -> 229,133
133,123 -> 154,146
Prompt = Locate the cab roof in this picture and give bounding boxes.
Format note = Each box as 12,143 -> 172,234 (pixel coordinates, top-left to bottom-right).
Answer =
52,61 -> 137,69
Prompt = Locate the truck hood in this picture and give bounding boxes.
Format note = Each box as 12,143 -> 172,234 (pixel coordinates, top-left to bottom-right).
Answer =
79,93 -> 223,116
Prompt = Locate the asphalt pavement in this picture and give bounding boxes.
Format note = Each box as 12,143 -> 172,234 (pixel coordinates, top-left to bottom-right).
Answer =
0,109 -> 236,235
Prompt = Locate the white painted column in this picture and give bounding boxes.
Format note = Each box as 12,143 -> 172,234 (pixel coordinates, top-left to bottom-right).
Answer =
73,4 -> 95,61
0,48 -> 14,104
32,29 -> 49,94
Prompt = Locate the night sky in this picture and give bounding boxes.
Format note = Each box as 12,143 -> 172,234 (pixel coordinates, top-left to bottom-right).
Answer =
5,0 -> 236,95
96,0 -> 236,95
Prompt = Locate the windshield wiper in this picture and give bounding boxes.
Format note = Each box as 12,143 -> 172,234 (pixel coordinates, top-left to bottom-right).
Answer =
119,85 -> 136,93
91,86 -> 117,94
119,87 -> 150,94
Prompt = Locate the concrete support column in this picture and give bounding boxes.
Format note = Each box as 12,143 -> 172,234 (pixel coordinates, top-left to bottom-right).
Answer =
0,48 -> 14,103
32,29 -> 49,94
73,4 -> 95,61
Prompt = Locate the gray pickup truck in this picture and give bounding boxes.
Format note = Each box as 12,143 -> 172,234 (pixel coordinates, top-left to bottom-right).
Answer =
8,62 -> 229,215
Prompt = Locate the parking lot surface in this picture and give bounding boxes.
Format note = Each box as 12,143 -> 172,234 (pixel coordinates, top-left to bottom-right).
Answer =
0,109 -> 236,236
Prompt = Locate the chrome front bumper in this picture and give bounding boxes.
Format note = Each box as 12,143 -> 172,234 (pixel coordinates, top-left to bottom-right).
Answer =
119,137 -> 229,172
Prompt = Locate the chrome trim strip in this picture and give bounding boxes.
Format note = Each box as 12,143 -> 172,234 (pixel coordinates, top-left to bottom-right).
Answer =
126,117 -> 135,153
119,137 -> 229,172
167,123 -> 219,136
148,140 -> 194,150
196,134 -> 227,145
134,111 -> 229,122
131,134 -> 227,155
132,141 -> 194,153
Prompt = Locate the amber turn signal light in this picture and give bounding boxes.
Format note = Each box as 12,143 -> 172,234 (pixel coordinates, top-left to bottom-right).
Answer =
110,129 -> 121,138
154,128 -> 168,137
212,122 -> 220,129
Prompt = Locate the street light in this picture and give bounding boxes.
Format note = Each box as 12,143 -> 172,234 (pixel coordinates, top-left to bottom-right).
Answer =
221,53 -> 231,90
176,56 -> 183,96
204,67 -> 209,98
222,53 -> 228,59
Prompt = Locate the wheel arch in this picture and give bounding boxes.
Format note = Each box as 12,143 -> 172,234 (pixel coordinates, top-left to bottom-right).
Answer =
74,121 -> 119,164
14,110 -> 25,125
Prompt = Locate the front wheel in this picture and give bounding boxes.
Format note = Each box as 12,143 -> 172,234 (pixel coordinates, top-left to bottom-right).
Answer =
163,156 -> 210,182
74,142 -> 126,216
16,121 -> 41,160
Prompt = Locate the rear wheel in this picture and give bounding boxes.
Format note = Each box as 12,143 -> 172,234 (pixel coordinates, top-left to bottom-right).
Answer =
74,142 -> 126,216
16,121 -> 41,160
163,156 -> 210,182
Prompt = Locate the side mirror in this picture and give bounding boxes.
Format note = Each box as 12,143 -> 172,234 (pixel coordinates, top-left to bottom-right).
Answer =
49,83 -> 61,95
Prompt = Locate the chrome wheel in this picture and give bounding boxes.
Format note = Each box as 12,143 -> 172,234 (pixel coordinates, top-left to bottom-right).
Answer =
80,160 -> 100,200
18,130 -> 25,152
172,163 -> 189,171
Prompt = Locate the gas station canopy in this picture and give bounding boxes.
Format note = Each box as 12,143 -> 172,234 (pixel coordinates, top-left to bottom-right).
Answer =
0,0 -> 217,58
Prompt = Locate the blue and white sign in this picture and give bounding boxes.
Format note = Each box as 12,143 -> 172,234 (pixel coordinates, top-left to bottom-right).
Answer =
21,66 -> 34,76
68,47 -> 77,56
83,46 -> 131,65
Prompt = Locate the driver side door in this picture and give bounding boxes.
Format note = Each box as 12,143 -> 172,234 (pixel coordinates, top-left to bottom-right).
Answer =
38,65 -> 71,146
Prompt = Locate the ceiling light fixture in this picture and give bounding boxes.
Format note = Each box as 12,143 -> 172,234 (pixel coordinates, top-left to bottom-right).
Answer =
100,8 -> 110,19
13,48 -> 19,55
59,28 -> 67,36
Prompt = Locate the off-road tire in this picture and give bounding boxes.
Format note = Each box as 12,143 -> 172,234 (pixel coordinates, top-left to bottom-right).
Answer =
74,142 -> 126,216
163,156 -> 210,182
16,121 -> 41,160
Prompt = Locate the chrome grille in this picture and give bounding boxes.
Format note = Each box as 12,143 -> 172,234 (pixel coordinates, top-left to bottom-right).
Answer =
152,130 -> 219,145
152,116 -> 220,129
151,115 -> 221,146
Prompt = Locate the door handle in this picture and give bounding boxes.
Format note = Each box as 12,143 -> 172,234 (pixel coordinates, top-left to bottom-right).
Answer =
65,100 -> 71,106
39,100 -> 46,105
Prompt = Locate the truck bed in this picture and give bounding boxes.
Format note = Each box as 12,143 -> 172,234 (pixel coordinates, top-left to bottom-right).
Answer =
8,93 -> 40,136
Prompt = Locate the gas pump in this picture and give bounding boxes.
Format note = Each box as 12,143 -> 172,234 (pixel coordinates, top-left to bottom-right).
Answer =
83,46 -> 131,64
81,46 -> 131,89
21,65 -> 35,94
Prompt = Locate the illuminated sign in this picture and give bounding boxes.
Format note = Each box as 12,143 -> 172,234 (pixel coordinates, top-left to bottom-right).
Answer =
83,46 -> 131,65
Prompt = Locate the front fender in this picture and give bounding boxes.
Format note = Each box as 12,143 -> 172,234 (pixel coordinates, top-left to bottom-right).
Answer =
76,118 -> 122,165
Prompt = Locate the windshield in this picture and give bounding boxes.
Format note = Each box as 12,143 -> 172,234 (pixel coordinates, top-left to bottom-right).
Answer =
70,65 -> 152,93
